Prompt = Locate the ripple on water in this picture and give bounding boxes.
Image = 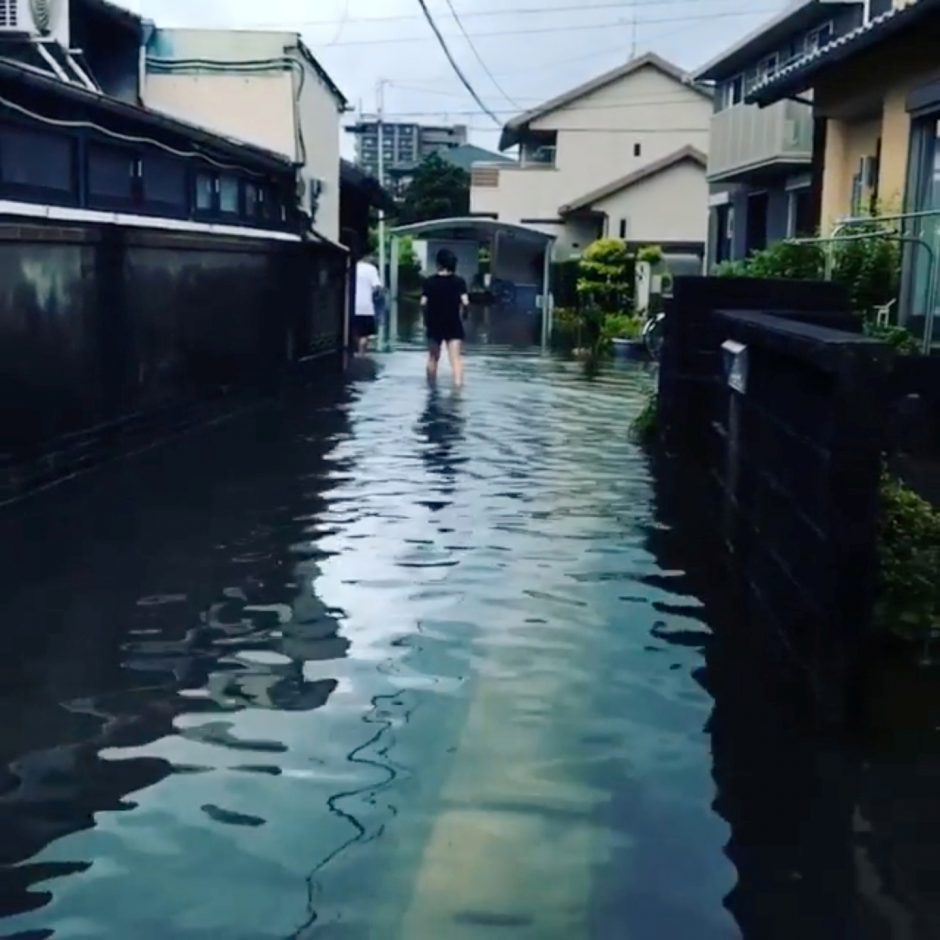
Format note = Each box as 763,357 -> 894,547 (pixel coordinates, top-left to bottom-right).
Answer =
0,352 -> 739,940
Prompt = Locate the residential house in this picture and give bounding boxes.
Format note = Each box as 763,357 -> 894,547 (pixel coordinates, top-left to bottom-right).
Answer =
0,0 -> 300,235
747,0 -> 940,322
143,28 -> 347,242
694,0 -> 877,266
469,53 -> 713,260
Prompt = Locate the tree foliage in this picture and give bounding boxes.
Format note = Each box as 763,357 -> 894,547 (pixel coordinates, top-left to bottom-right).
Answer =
397,153 -> 470,224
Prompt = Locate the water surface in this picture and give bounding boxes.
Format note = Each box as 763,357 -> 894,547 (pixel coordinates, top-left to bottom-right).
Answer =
1,351 -> 932,938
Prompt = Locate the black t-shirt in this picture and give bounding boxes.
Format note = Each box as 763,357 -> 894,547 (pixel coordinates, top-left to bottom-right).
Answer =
422,274 -> 467,322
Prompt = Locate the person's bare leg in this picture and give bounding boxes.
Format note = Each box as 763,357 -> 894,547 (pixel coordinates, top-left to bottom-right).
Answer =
446,340 -> 464,387
427,342 -> 442,382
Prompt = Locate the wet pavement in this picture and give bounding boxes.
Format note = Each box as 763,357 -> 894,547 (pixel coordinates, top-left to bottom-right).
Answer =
0,350 -> 938,939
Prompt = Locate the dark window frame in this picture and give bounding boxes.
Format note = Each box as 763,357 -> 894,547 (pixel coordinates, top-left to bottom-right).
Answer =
0,118 -> 80,206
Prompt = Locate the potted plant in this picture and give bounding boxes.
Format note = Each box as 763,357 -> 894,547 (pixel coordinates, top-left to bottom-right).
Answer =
603,312 -> 646,359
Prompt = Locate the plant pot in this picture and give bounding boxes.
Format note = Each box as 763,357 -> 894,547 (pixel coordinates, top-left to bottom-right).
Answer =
611,338 -> 647,360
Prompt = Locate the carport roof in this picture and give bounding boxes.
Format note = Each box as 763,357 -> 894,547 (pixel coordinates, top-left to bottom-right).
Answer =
390,217 -> 556,243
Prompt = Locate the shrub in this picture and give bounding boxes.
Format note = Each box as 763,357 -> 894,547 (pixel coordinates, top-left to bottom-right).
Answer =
551,306 -> 582,352
602,312 -> 643,342
864,321 -> 919,355
577,238 -> 635,310
637,244 -> 664,266
716,241 -> 825,280
878,472 -> 940,639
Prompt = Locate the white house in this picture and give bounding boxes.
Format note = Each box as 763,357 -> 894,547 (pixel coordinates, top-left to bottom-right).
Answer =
470,53 -> 713,260
142,28 -> 347,243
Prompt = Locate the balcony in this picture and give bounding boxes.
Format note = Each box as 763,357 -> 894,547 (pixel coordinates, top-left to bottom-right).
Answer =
707,99 -> 813,182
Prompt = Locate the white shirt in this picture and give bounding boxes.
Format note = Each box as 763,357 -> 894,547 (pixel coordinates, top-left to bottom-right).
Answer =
355,261 -> 381,318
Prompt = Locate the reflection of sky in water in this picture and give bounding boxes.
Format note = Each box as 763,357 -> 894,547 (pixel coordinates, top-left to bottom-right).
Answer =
1,352 -> 745,938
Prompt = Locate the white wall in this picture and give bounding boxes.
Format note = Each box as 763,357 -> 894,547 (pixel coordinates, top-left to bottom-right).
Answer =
290,46 -> 341,242
143,29 -> 343,241
471,62 -> 710,257
145,72 -> 298,158
593,160 -> 708,244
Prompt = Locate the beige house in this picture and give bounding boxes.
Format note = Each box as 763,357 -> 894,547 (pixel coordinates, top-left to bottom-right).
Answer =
470,53 -> 713,260
142,28 -> 347,243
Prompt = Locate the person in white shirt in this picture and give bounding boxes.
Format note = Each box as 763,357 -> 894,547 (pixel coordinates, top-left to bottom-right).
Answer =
354,257 -> 382,353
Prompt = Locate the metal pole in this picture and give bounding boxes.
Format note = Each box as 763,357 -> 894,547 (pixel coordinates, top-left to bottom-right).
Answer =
389,235 -> 400,352
541,243 -> 553,353
377,79 -> 388,288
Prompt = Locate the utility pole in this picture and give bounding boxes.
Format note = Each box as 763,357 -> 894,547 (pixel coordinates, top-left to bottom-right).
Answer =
376,79 -> 389,289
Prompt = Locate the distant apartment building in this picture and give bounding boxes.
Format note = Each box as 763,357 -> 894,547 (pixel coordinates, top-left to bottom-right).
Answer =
470,53 -> 712,260
694,0 -> 883,267
346,120 -> 468,191
142,28 -> 348,242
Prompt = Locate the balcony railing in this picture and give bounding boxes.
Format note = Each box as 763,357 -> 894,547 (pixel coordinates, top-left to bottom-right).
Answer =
707,99 -> 813,182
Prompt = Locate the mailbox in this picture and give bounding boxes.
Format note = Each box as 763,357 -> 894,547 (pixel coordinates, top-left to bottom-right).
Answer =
722,340 -> 748,394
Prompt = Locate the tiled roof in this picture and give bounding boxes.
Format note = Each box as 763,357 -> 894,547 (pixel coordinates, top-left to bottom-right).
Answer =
748,0 -> 939,105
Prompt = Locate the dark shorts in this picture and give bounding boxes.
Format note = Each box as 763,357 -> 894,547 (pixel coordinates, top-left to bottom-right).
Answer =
354,315 -> 377,338
426,313 -> 465,344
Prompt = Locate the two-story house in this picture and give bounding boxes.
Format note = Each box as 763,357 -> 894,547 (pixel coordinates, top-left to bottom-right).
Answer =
693,0 -> 879,266
747,0 -> 940,327
470,53 -> 713,261
142,28 -> 348,243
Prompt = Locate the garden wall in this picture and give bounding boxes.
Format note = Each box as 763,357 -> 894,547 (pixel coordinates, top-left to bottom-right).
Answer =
658,276 -> 894,721
0,220 -> 346,502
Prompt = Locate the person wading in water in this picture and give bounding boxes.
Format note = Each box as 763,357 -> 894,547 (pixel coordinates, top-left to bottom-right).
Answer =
421,248 -> 468,386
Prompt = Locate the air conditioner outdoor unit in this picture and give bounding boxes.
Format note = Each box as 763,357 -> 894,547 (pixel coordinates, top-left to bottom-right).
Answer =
0,0 -> 57,35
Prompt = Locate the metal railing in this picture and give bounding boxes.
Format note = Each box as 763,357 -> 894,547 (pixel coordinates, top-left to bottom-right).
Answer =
788,208 -> 940,355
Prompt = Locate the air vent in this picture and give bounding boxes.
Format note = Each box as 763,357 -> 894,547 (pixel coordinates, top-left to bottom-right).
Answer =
0,0 -> 20,29
471,166 -> 500,188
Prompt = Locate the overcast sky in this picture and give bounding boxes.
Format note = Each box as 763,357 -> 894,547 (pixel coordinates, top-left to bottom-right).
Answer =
124,0 -> 791,155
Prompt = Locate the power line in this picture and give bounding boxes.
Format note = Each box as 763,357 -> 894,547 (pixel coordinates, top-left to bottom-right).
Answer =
246,0 -> 734,30
415,0 -> 502,125
322,9 -> 780,48
443,0 -> 522,109
357,96 -> 714,118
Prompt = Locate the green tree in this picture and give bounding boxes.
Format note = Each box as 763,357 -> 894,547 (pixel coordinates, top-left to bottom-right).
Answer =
398,153 -> 469,224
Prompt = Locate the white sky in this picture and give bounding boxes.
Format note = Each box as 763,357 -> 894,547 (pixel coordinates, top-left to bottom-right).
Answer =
124,0 -> 791,155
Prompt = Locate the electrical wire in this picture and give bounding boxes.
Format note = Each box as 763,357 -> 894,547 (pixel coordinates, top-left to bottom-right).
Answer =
414,0 -> 502,125
443,0 -> 521,109
249,0 -> 731,30
328,0 -> 351,46
323,8 -> 779,47
0,93 -> 274,175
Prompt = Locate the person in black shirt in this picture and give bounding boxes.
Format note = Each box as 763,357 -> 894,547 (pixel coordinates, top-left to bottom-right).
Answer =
421,248 -> 469,385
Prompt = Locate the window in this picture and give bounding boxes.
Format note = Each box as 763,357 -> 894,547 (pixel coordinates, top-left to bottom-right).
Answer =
712,203 -> 734,265
721,75 -> 744,110
244,180 -> 260,219
195,171 -> 215,212
787,186 -> 814,238
902,116 -> 940,321
633,142 -> 642,157
87,144 -> 137,206
143,153 -> 187,211
0,124 -> 76,197
619,218 -> 627,239
805,22 -> 834,53
758,53 -> 779,82
219,174 -> 240,214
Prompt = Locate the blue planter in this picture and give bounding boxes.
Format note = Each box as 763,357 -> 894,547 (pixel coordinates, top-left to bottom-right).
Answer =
612,338 -> 647,361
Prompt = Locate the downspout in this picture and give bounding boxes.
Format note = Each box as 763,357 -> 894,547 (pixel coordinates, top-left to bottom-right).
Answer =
139,20 -> 156,104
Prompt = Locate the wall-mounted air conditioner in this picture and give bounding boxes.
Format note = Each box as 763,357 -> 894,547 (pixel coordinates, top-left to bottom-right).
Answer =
0,0 -> 70,49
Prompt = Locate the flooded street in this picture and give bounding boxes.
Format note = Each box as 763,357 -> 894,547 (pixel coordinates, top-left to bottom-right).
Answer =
0,351 -> 934,939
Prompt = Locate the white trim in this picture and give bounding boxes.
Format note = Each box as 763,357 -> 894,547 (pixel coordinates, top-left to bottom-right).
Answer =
709,191 -> 731,207
64,50 -> 98,93
0,199 -> 304,241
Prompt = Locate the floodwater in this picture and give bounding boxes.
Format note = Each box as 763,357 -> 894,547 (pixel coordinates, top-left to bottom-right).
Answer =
0,351 -> 937,939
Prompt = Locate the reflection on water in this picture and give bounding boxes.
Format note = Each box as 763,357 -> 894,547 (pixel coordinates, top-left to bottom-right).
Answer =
0,352 -> 938,939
